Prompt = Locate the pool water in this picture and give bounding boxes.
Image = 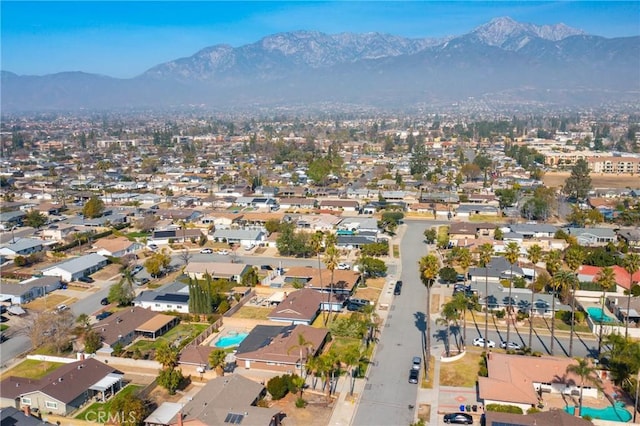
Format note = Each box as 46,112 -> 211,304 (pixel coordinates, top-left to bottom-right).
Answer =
565,401 -> 632,422
215,332 -> 249,348
586,307 -> 618,324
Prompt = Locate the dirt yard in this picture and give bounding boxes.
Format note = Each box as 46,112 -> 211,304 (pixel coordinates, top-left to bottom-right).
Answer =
269,390 -> 334,426
543,172 -> 635,189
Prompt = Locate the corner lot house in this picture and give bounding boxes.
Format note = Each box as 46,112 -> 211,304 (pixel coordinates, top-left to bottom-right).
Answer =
0,358 -> 124,416
41,253 -> 108,282
184,262 -> 251,283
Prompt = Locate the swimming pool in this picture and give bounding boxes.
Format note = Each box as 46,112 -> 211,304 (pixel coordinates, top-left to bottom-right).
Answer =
215,332 -> 249,348
565,401 -> 631,422
586,307 -> 618,324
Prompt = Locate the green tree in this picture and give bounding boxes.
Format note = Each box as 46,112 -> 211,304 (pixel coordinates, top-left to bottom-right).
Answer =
241,267 -> 259,286
564,159 -> 592,200
596,266 -> 616,355
566,357 -> 598,416
288,332 -> 315,385
550,270 -> 576,355
82,196 -> 105,218
504,242 -> 520,344
456,247 -> 472,283
155,340 -> 179,370
423,228 -> 437,244
477,243 -> 494,350
157,368 -> 183,395
109,393 -> 148,426
83,329 -> 102,354
307,157 -> 332,186
310,232 -> 325,293
439,266 -> 458,283
437,300 -> 461,357
623,253 -> 640,339
419,254 -> 440,374
323,244 -> 341,325
526,244 -> 543,348
24,210 -> 47,229
208,348 -> 227,376
495,188 -> 517,209
565,246 -> 585,356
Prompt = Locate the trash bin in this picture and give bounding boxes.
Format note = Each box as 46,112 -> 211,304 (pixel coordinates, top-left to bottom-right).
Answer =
466,405 -> 471,412
472,405 -> 478,412
460,405 -> 465,412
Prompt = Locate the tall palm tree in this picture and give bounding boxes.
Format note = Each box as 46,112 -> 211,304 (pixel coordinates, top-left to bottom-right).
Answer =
436,300 -> 461,357
457,247 -> 472,284
340,344 -> 365,396
564,246 -> 585,357
419,254 -> 440,374
527,244 -> 543,348
504,242 -> 520,344
288,331 -> 315,381
623,253 -> 640,339
477,243 -> 494,351
545,249 -> 563,277
566,357 -> 598,417
551,270 -> 576,355
323,244 -> 340,326
310,231 -> 325,292
595,266 -> 616,356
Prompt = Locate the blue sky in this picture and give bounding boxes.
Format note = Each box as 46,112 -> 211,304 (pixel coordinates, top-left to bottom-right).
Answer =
2,1 -> 639,78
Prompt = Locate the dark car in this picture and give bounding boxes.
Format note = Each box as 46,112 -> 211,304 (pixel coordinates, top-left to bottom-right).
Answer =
408,369 -> 419,384
346,302 -> 366,312
260,265 -> 274,271
443,412 -> 473,424
78,276 -> 94,283
100,297 -> 110,306
96,311 -> 112,320
394,280 -> 403,295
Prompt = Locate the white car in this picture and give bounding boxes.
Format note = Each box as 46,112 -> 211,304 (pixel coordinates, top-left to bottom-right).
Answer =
218,249 -> 229,255
500,341 -> 522,350
473,337 -> 495,348
337,263 -> 351,270
200,248 -> 213,254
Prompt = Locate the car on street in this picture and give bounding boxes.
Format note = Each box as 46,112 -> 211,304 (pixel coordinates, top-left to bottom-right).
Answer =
200,248 -> 213,254
96,311 -> 112,321
394,280 -> 403,295
218,249 -> 229,255
443,412 -> 473,424
408,369 -> 419,384
337,263 -> 351,270
136,277 -> 150,286
131,265 -> 143,275
500,341 -> 522,350
411,356 -> 421,370
100,297 -> 110,306
472,337 -> 495,348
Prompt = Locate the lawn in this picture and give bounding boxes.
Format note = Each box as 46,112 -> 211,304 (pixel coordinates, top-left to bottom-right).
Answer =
24,294 -> 76,312
127,323 -> 208,353
439,351 -> 482,387
392,245 -> 400,258
0,359 -> 64,380
0,324 -> 8,332
233,306 -> 271,320
75,384 -> 143,422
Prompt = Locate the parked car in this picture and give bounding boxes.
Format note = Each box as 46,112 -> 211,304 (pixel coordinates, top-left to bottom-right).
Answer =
218,249 -> 229,255
408,369 -> 419,384
131,265 -> 143,275
136,277 -> 150,286
100,297 -> 110,306
472,337 -> 495,348
394,280 -> 403,295
443,412 -> 473,424
200,248 -> 213,254
78,276 -> 94,283
260,265 -> 274,271
500,341 -> 522,350
96,311 -> 112,320
346,302 -> 367,312
337,263 -> 351,270
349,298 -> 371,306
411,356 -> 421,371
56,304 -> 68,312
148,244 -> 159,251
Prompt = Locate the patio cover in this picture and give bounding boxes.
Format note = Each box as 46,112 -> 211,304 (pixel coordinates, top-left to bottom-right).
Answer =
89,373 -> 124,392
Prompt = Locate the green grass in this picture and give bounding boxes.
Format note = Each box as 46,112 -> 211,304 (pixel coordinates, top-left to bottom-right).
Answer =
439,351 -> 482,387
392,245 -> 400,258
0,324 -> 8,332
0,359 -> 65,380
125,231 -> 150,239
75,385 -> 143,421
127,323 -> 208,353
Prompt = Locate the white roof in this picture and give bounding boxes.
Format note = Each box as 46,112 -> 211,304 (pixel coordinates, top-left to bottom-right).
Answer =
89,372 -> 124,392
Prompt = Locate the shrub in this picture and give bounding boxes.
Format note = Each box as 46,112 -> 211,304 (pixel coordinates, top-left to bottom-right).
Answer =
295,397 -> 307,408
267,376 -> 288,400
485,404 -> 523,414
495,310 -> 506,319
527,407 -> 541,414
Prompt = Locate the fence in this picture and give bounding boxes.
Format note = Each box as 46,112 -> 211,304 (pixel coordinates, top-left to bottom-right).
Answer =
223,289 -> 256,318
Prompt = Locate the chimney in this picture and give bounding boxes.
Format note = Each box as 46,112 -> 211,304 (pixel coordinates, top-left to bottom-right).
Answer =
23,405 -> 31,417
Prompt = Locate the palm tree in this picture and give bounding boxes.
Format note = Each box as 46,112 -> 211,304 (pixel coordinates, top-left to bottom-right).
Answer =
504,241 -> 520,344
436,300 -> 461,357
564,246 -> 585,357
155,340 -> 178,370
288,331 -> 314,381
566,357 -> 598,417
419,254 -> 440,374
595,266 -> 616,356
118,269 -> 136,305
551,270 -> 576,355
477,243 -> 494,351
323,244 -> 340,326
340,344 -> 365,396
623,253 -> 640,339
310,231 -> 325,291
457,247 -> 472,284
208,348 -> 226,376
527,244 -> 543,348
545,249 -> 562,277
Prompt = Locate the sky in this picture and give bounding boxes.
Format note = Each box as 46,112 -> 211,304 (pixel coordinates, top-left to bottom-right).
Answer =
2,1 -> 639,78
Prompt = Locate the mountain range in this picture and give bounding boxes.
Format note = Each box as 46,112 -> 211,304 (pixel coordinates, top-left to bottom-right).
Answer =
2,17 -> 639,112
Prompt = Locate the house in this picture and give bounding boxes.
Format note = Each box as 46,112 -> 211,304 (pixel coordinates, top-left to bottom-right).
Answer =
0,211 -> 26,230
277,197 -> 317,210
267,288 -> 325,325
0,238 -> 46,259
178,344 -> 216,368
92,306 -> 179,350
617,228 -> 640,249
210,229 -> 265,247
283,267 -> 361,296
606,295 -> 640,326
235,324 -> 329,373
41,253 -> 108,282
479,353 -> 599,413
133,286 -> 190,313
338,217 -> 379,234
41,223 -> 77,242
318,199 -> 359,212
0,358 -> 124,416
93,237 -> 142,258
149,228 -> 204,245
508,223 -> 558,239
468,257 -> 525,284
0,406 -> 56,426
164,374 -> 283,426
198,212 -> 242,229
286,213 -> 342,231
561,227 -> 616,247
0,276 -> 61,305
336,234 -> 379,250
184,262 -> 251,283
455,204 -> 500,218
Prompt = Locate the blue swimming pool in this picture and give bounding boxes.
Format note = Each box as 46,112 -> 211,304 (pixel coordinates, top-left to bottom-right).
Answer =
565,401 -> 631,422
215,332 -> 249,348
586,307 -> 618,324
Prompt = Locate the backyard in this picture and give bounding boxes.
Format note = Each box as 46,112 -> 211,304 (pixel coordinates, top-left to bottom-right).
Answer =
126,322 -> 208,354
0,359 -> 65,380
74,384 -> 143,422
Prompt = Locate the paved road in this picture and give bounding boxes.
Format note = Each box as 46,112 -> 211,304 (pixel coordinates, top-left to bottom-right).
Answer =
353,220 -> 431,426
